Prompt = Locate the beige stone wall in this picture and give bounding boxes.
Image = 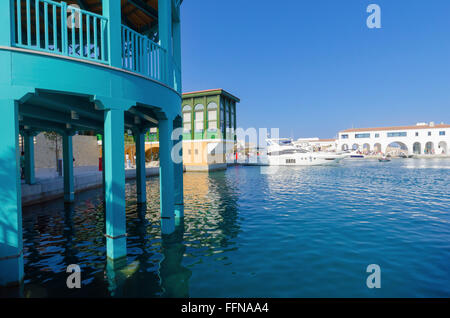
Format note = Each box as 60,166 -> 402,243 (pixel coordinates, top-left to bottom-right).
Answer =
34,133 -> 100,169
182,140 -> 234,166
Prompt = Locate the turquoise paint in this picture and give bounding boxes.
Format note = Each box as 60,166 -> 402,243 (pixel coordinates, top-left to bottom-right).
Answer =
0,99 -> 24,286
102,0 -> 120,67
159,118 -> 175,234
134,129 -> 147,204
0,0 -> 183,284
62,133 -> 74,203
101,133 -> 106,199
14,0 -> 109,64
104,108 -> 126,259
173,116 -> 184,218
159,0 -> 173,86
1,1 -> 14,46
122,25 -> 167,83
23,131 -> 35,185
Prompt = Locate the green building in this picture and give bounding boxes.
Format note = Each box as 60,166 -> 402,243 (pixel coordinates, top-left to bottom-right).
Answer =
181,89 -> 240,171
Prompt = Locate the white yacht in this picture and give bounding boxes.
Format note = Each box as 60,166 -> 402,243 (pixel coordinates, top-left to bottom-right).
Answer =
266,138 -> 348,166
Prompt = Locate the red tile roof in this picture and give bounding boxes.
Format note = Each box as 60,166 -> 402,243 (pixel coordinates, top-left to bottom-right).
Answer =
340,124 -> 450,133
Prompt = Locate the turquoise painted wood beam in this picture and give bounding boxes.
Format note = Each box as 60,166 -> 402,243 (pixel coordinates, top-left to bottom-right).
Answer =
33,95 -> 104,122
173,19 -> 182,70
20,103 -> 103,131
23,131 -> 36,185
128,107 -> 159,125
159,117 -> 175,234
20,117 -> 67,134
0,99 -> 24,287
159,0 -> 173,85
134,128 -> 147,203
102,0 -> 122,68
101,134 -> 106,199
63,133 -> 75,203
135,105 -> 167,120
104,108 -> 127,259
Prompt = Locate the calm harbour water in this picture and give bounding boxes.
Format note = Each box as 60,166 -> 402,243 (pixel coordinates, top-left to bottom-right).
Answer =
16,159 -> 450,297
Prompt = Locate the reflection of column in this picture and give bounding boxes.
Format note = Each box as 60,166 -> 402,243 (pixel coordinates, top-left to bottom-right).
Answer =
0,99 -> 24,287
105,257 -> 127,297
23,130 -> 36,185
159,220 -> 191,298
159,118 -> 175,234
134,128 -> 147,203
104,108 -> 126,260
63,133 -> 75,203
63,203 -> 77,265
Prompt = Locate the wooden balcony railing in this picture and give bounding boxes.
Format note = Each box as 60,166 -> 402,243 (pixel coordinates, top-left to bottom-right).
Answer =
121,24 -> 167,85
11,0 -> 181,92
14,0 -> 109,63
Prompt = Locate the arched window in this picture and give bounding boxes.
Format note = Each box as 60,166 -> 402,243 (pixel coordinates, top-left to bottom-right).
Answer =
194,104 -> 204,131
182,105 -> 192,132
207,102 -> 218,131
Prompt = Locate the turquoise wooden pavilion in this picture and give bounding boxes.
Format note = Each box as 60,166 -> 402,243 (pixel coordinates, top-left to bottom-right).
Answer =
0,0 -> 184,287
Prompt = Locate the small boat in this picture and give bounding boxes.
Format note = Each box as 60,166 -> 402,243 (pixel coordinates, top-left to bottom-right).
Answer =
378,157 -> 391,162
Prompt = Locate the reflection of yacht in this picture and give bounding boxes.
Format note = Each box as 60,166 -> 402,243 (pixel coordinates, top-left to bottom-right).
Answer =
266,139 -> 348,166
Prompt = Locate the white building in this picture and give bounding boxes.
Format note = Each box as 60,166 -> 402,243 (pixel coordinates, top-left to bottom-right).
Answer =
337,122 -> 450,156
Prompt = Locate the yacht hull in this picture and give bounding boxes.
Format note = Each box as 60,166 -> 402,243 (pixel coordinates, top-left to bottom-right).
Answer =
267,153 -> 346,166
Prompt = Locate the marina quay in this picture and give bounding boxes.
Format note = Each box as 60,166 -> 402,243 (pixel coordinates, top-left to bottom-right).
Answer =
0,0 -> 449,304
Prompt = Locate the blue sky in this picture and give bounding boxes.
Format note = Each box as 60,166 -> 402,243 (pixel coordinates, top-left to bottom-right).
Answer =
181,0 -> 450,139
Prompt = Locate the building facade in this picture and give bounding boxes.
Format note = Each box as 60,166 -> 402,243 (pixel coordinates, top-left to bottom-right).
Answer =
337,122 -> 450,156
0,0 -> 184,286
181,89 -> 240,171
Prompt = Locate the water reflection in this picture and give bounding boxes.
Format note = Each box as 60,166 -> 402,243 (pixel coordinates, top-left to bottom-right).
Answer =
13,170 -> 242,298
159,219 -> 191,297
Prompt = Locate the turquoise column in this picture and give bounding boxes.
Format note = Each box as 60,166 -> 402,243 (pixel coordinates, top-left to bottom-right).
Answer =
101,134 -> 106,198
104,109 -> 126,259
23,131 -> 36,185
159,118 -> 175,234
63,133 -> 75,203
173,117 -> 184,218
102,0 -> 122,67
134,128 -> 147,203
0,99 -> 24,287
158,0 -> 173,85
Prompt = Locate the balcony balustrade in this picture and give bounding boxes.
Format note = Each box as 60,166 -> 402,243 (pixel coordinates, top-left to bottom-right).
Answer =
11,0 -> 180,91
